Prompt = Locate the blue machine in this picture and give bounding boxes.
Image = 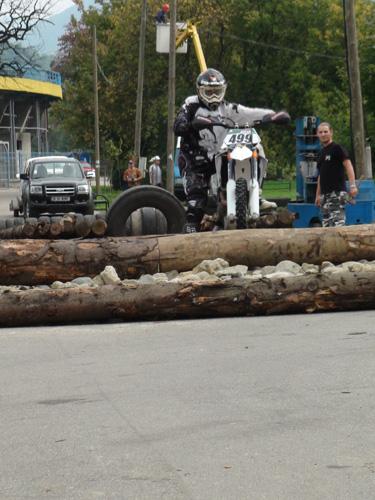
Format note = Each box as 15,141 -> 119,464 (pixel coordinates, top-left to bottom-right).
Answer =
288,116 -> 375,227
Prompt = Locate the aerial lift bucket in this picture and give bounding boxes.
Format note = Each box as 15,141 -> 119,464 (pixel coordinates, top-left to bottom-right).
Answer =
156,23 -> 188,53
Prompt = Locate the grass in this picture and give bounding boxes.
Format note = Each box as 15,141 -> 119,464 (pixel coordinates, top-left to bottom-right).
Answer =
262,179 -> 296,200
93,185 -> 122,206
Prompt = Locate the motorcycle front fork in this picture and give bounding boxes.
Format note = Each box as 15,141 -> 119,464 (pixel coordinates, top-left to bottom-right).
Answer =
225,158 -> 260,219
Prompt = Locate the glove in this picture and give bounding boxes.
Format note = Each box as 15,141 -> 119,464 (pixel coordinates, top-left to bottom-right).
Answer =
271,111 -> 291,125
191,116 -> 213,130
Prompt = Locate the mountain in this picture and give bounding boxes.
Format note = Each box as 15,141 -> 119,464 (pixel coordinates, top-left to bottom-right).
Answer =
26,1 -> 95,59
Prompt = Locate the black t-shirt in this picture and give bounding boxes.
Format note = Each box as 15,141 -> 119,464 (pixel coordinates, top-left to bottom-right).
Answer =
317,142 -> 349,194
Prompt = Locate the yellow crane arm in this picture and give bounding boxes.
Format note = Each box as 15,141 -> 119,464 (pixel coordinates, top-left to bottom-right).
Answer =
175,22 -> 207,72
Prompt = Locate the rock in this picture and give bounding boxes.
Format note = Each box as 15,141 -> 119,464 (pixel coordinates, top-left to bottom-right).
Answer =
275,260 -> 301,275
166,270 -> 179,280
321,266 -> 341,274
51,281 -> 65,289
138,274 -> 156,284
301,263 -> 319,274
260,265 -> 276,276
216,265 -> 248,278
339,261 -> 364,272
192,258 -> 229,274
100,265 -> 121,285
264,271 -> 295,279
71,276 -> 95,286
152,273 -> 169,282
173,271 -> 214,283
321,261 -> 335,270
93,275 -> 105,286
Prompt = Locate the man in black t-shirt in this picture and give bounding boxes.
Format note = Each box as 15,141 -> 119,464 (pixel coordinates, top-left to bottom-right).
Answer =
315,122 -> 358,226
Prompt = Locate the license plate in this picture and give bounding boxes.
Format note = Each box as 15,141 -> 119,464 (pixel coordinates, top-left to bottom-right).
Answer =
51,196 -> 70,202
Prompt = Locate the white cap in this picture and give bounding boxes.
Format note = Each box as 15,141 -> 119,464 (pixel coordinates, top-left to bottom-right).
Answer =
149,155 -> 160,162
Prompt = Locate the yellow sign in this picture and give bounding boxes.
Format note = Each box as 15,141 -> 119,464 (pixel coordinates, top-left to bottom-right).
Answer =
0,76 -> 62,99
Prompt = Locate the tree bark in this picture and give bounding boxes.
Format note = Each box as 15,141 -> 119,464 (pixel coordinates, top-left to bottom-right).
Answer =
0,269 -> 374,327
2,224 -> 375,286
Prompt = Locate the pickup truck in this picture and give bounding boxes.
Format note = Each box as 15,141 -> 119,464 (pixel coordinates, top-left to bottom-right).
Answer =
10,156 -> 94,218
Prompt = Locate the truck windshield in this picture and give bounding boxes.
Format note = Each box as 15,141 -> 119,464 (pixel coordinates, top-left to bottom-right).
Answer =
31,162 -> 84,179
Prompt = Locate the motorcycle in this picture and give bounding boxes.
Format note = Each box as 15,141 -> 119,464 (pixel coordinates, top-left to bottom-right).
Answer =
193,112 -> 289,230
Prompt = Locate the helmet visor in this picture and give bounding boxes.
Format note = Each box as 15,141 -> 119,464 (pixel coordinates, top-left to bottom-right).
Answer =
200,84 -> 226,103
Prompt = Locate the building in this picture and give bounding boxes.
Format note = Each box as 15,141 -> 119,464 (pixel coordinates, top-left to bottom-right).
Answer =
0,69 -> 62,186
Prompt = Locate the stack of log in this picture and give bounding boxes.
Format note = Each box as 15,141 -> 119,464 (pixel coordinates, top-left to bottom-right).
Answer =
0,213 -> 107,239
1,224 -> 375,326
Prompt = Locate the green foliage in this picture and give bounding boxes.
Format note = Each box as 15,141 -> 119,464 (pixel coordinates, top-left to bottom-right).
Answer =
49,0 -> 375,173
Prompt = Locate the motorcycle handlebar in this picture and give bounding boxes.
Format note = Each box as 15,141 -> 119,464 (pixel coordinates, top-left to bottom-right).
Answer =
192,111 -> 290,130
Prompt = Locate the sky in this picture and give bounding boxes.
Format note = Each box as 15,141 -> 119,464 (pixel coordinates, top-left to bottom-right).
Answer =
50,0 -> 74,16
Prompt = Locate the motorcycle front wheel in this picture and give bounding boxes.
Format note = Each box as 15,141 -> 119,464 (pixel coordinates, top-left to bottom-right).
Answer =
235,178 -> 248,229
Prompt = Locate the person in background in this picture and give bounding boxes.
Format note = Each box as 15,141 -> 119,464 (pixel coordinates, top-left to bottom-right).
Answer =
155,3 -> 169,23
149,156 -> 163,187
123,159 -> 142,190
315,122 -> 358,227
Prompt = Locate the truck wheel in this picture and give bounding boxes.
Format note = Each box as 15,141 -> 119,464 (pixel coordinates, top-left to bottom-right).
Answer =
106,186 -> 185,236
24,201 -> 39,219
235,178 -> 248,229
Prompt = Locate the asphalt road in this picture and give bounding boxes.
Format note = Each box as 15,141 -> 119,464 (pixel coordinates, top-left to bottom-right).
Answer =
1,312 -> 375,499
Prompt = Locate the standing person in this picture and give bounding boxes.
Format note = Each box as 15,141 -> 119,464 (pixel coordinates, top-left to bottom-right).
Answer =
149,156 -> 163,187
123,159 -> 143,189
173,67 -> 290,233
315,122 -> 358,227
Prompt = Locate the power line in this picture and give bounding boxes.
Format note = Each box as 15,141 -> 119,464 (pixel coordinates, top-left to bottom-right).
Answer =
202,28 -> 345,61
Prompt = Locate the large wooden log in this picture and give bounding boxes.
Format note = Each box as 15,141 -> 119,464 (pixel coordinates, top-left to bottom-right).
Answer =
2,224 -> 375,286
0,269 -> 374,327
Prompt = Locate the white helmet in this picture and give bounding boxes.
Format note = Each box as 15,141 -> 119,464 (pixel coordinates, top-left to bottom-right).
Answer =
196,68 -> 227,110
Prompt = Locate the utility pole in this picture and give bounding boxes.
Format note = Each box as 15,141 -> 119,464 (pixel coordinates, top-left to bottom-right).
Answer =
343,0 -> 367,177
166,0 -> 176,193
134,0 -> 147,165
93,25 -> 100,192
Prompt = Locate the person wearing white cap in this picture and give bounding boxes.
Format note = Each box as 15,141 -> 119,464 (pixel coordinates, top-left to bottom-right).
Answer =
149,156 -> 163,187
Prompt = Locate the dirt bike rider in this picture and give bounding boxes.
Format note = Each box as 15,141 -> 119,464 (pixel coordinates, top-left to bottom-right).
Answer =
174,68 -> 290,233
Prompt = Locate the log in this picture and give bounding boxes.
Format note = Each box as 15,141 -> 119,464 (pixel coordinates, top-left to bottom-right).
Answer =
49,221 -> 63,238
2,224 -> 375,286
36,220 -> 51,238
0,269 -> 374,327
0,220 -> 36,239
75,217 -> 92,238
91,217 -> 107,237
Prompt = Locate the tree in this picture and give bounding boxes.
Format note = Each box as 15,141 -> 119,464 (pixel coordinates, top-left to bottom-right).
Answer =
0,0 -> 52,74
49,0 -> 375,174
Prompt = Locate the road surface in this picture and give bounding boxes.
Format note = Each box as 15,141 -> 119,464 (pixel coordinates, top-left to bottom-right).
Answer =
1,312 -> 375,499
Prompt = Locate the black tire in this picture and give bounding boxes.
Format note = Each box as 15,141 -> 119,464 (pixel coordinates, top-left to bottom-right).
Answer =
106,186 -> 186,236
24,201 -> 39,219
13,209 -> 19,217
235,178 -> 248,229
125,208 -> 168,236
5,218 -> 15,229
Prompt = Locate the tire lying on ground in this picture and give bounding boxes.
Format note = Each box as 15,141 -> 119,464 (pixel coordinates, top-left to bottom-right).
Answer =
106,186 -> 186,236
125,207 -> 168,236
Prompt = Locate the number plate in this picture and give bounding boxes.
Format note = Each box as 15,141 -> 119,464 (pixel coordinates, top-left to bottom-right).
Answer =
51,196 -> 70,202
223,128 -> 260,147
